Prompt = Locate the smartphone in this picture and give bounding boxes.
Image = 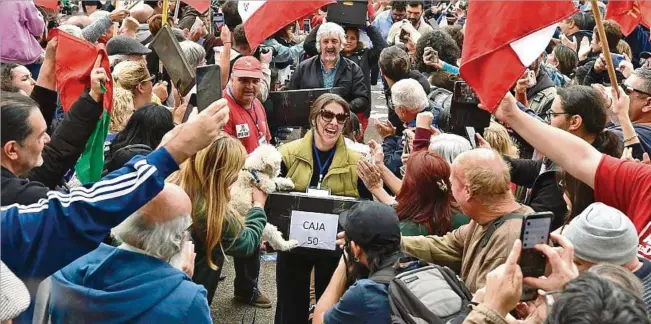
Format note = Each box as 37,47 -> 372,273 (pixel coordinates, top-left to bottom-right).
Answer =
519,212 -> 554,300
182,93 -> 197,123
465,126 -> 477,148
403,131 -> 411,154
611,54 -> 625,69
526,69 -> 537,88
303,18 -> 311,33
213,12 -> 224,31
196,64 -> 222,112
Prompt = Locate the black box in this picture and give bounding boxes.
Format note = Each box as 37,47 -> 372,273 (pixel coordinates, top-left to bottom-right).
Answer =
326,0 -> 368,27
265,192 -> 359,257
269,87 -> 345,127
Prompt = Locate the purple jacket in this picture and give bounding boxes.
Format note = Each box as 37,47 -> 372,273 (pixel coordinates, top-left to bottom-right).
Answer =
0,0 -> 45,65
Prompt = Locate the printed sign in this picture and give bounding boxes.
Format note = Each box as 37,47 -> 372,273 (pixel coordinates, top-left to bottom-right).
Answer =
289,211 -> 339,251
236,124 -> 250,139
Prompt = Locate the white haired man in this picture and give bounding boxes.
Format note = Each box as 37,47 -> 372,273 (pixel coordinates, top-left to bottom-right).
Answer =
382,78 -> 439,177
49,184 -> 212,323
288,22 -> 369,125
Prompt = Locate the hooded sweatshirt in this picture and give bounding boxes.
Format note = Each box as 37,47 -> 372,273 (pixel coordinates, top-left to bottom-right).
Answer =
50,244 -> 211,323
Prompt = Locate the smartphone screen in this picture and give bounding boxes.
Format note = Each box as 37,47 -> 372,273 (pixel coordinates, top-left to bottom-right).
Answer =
519,212 -> 553,300
196,64 -> 222,112
453,81 -> 480,105
303,18 -> 311,33
213,12 -> 224,31
465,127 -> 477,148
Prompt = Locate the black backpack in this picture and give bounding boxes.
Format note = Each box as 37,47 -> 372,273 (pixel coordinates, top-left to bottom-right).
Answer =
369,257 -> 473,324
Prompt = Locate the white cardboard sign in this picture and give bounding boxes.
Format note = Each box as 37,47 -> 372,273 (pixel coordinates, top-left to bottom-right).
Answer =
289,210 -> 339,251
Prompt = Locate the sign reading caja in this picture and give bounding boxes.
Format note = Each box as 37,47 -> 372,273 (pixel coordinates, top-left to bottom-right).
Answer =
289,210 -> 339,251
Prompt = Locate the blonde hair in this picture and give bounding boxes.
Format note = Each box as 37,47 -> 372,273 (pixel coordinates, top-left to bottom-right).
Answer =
483,121 -> 519,159
168,136 -> 246,270
617,40 -> 632,61
110,61 -> 150,133
455,148 -> 512,204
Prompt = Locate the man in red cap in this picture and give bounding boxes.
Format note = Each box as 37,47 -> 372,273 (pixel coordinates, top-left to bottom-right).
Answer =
224,56 -> 272,154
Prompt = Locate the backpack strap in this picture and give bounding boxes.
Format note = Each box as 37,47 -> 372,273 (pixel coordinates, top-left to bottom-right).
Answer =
368,253 -> 406,284
480,213 -> 523,248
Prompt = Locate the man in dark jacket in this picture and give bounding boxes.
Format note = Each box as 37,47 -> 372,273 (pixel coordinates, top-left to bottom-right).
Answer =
382,78 -> 438,177
377,46 -> 431,135
577,20 -> 624,86
288,22 -> 369,117
1,58 -> 106,207
559,12 -> 593,54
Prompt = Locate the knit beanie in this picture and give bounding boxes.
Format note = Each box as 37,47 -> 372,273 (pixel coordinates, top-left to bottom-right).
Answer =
562,202 -> 638,266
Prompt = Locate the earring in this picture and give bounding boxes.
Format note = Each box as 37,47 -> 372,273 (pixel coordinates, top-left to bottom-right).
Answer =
354,256 -> 360,263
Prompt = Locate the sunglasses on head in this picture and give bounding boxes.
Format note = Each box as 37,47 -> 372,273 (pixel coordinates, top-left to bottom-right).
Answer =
320,109 -> 349,124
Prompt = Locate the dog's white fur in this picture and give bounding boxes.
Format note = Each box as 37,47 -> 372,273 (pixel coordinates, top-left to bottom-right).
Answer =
230,145 -> 297,251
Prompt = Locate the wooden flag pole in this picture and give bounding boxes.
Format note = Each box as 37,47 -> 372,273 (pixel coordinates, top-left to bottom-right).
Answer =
590,0 -> 620,97
162,0 -> 170,25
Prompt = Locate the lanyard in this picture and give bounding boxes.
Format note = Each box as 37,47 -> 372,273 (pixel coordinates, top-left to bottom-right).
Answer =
228,87 -> 262,137
313,135 -> 335,189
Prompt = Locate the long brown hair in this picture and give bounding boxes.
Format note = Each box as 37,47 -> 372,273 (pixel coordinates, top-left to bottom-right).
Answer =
168,135 -> 246,269
395,151 -> 452,235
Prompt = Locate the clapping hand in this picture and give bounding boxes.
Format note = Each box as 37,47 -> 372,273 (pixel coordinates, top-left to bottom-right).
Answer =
482,240 -> 523,318
560,34 -> 577,52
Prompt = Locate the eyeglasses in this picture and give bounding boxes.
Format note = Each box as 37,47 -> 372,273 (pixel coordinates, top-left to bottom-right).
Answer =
140,75 -> 156,84
621,83 -> 651,97
320,109 -> 349,124
544,110 -> 571,122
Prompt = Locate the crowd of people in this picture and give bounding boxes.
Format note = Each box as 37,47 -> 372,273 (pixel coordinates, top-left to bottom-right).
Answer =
1,0 -> 650,323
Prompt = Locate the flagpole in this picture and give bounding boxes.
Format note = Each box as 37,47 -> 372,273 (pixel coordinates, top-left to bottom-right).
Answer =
590,0 -> 620,97
162,0 -> 170,25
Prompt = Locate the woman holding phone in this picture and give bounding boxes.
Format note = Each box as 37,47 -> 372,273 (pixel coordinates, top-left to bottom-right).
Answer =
274,93 -> 372,324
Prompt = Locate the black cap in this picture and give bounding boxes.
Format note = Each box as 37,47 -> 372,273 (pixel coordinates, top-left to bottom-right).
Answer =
339,202 -> 401,248
107,36 -> 152,56
641,52 -> 651,60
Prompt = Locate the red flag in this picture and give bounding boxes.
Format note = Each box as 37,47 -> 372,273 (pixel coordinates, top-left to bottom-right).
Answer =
238,0 -> 335,49
606,0 -> 651,36
460,1 -> 576,112
186,0 -> 211,14
52,29 -> 113,114
34,0 -> 58,11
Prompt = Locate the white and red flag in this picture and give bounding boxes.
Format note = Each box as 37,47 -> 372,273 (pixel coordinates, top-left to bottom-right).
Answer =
460,1 -> 577,112
238,0 -> 334,49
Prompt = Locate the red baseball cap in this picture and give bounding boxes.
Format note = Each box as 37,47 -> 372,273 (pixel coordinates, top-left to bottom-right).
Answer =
231,56 -> 263,79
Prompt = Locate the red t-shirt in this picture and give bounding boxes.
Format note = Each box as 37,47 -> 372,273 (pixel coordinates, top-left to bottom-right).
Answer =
223,91 -> 271,154
594,155 -> 651,260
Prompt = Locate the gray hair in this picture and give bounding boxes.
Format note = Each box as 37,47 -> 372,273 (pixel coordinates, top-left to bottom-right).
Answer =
112,212 -> 192,261
633,67 -> 651,94
88,10 -> 110,22
316,22 -> 346,53
429,133 -> 472,164
58,24 -> 84,39
180,40 -> 206,71
391,79 -> 428,113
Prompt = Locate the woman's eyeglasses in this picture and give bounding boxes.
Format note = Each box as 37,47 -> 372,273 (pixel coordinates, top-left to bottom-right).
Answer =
320,109 -> 349,124
141,75 -> 156,84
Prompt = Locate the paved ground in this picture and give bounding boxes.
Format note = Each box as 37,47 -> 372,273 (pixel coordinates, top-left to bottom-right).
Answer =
209,84 -> 388,324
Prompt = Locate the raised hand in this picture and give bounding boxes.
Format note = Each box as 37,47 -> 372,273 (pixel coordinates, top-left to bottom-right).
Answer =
89,54 -> 109,103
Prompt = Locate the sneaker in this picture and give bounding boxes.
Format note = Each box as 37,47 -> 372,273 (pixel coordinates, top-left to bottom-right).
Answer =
234,290 -> 273,308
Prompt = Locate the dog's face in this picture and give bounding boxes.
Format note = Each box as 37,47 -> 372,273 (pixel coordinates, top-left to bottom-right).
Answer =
245,144 -> 283,176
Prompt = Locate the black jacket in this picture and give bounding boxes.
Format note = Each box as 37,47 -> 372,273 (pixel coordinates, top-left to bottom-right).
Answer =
288,55 -> 370,115
103,144 -> 153,176
504,156 -> 567,230
385,71 -> 432,133
579,59 -> 626,86
343,25 -> 387,117
1,91 -> 103,206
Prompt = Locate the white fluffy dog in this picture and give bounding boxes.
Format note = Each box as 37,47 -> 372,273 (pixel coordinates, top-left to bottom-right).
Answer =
230,144 -> 298,251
